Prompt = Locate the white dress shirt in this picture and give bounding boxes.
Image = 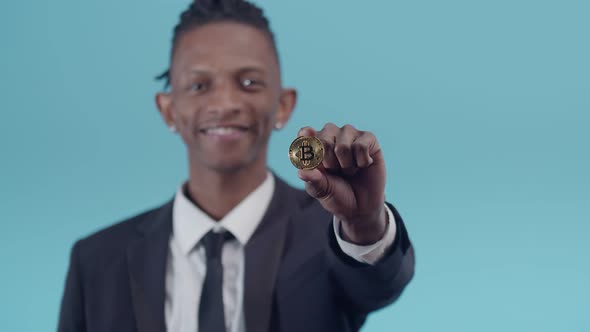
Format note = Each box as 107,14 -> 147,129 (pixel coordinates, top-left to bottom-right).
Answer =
164,173 -> 396,332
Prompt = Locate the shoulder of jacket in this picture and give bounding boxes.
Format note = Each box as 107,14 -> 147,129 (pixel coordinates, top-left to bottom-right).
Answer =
74,200 -> 171,260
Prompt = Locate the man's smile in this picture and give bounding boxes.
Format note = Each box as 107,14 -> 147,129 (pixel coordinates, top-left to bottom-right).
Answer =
198,123 -> 253,141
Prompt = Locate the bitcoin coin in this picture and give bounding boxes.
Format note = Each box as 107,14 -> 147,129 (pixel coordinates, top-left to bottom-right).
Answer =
288,136 -> 324,170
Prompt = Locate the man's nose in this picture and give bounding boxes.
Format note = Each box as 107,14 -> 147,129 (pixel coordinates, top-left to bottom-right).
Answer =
204,80 -> 242,117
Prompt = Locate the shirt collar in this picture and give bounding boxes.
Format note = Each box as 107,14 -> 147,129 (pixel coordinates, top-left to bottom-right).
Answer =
172,172 -> 275,255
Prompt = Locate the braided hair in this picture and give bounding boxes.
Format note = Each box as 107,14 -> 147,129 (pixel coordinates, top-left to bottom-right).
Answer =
156,0 -> 278,88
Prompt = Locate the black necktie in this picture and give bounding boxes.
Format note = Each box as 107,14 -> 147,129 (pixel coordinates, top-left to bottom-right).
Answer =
199,230 -> 232,332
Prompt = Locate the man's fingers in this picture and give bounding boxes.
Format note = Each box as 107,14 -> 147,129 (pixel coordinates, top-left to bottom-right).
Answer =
334,124 -> 359,175
298,169 -> 329,199
297,126 -> 316,137
351,131 -> 379,168
297,123 -> 379,174
297,169 -> 331,200
317,123 -> 340,172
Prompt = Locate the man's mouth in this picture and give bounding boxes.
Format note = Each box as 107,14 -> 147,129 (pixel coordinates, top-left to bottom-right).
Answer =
199,125 -> 252,139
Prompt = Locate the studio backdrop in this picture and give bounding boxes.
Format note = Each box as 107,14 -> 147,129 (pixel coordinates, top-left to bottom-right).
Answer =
1,0 -> 588,331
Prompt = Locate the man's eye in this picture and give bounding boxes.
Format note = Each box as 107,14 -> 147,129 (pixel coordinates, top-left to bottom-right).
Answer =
242,79 -> 262,87
189,82 -> 205,91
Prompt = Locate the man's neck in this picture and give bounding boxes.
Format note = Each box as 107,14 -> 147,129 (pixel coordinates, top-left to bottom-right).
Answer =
185,160 -> 269,221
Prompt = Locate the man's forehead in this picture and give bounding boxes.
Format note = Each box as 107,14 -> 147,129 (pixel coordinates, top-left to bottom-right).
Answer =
172,22 -> 278,71
177,53 -> 270,74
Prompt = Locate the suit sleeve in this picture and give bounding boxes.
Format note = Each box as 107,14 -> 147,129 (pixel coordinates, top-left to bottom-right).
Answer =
333,204 -> 397,264
57,240 -> 86,332
327,203 -> 415,313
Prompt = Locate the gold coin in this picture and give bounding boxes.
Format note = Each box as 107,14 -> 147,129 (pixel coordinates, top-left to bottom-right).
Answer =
288,136 -> 324,170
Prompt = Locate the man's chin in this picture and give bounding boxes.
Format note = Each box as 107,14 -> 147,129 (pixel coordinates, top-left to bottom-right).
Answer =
189,144 -> 264,174
210,163 -> 248,174
202,156 -> 258,174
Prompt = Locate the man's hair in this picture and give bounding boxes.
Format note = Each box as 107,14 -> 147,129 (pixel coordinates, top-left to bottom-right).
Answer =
156,0 -> 278,88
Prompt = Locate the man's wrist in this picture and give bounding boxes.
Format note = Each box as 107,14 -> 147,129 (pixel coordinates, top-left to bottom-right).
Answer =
340,206 -> 388,245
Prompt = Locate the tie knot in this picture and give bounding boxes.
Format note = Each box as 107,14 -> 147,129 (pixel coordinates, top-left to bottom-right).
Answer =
201,230 -> 233,260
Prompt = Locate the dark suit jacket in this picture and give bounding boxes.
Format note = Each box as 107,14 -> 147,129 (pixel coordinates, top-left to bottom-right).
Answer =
58,176 -> 415,332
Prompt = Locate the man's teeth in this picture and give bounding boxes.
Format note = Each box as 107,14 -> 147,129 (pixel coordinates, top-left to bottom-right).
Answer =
204,127 -> 244,135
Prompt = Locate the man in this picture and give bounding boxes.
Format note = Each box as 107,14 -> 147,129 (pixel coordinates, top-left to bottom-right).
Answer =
58,1 -> 415,331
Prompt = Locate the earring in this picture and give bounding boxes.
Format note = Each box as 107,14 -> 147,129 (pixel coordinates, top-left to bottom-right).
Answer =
169,125 -> 177,133
274,122 -> 284,130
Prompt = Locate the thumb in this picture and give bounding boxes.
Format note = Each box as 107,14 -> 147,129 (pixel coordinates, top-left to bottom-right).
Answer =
297,168 -> 332,200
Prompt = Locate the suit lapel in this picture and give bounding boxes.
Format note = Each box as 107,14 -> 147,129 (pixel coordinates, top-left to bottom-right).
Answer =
126,199 -> 173,332
244,177 -> 294,332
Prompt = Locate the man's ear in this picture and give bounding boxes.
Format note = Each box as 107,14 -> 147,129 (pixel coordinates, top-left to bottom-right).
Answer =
275,88 -> 297,129
155,92 -> 175,128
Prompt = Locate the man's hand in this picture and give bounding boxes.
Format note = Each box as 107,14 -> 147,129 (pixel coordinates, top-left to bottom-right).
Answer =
297,124 -> 388,245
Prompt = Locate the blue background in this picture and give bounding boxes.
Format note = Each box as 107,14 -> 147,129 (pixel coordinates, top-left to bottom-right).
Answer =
1,0 -> 589,331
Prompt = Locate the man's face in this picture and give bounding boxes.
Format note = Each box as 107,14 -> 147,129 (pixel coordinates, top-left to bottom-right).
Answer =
157,22 -> 295,173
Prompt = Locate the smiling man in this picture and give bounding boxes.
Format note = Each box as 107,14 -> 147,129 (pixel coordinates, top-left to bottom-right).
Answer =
57,1 -> 415,331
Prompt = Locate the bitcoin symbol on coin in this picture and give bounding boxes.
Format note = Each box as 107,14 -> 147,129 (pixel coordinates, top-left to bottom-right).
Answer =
299,141 -> 314,167
289,136 -> 324,170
